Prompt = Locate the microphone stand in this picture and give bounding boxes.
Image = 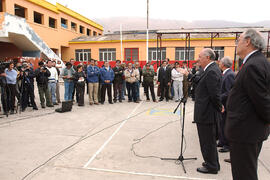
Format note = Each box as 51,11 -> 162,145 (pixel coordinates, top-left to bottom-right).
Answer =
161,97 -> 197,173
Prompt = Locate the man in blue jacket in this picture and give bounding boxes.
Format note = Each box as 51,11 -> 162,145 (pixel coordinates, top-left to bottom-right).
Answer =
87,59 -> 100,105
100,61 -> 114,104
218,56 -> 235,154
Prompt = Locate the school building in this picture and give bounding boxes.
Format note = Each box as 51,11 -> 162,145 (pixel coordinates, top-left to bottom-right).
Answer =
0,0 -> 103,61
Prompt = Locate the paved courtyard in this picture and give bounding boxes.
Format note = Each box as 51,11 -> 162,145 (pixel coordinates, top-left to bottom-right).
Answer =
0,84 -> 269,180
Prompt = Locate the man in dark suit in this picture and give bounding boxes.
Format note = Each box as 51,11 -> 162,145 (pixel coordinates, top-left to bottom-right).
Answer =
218,56 -> 235,153
225,29 -> 270,180
157,61 -> 171,102
194,48 -> 222,174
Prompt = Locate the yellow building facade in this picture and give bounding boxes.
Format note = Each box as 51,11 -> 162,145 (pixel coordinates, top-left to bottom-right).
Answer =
0,0 -> 103,60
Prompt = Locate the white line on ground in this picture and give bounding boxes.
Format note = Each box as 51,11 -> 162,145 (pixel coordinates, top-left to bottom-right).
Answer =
83,101 -> 143,168
85,167 -> 216,180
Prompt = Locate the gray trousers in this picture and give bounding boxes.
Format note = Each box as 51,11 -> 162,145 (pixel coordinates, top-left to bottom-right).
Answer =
37,84 -> 52,106
173,80 -> 183,101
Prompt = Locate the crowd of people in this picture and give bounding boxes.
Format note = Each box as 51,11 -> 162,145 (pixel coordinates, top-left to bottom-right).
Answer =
0,54 -> 205,117
0,57 -> 196,116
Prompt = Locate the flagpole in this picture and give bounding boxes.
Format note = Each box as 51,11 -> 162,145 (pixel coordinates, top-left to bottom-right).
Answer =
146,0 -> 149,63
120,24 -> 123,62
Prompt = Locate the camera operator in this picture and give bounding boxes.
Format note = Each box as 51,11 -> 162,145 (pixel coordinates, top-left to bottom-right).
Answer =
188,62 -> 203,101
35,61 -> 53,108
18,62 -> 38,111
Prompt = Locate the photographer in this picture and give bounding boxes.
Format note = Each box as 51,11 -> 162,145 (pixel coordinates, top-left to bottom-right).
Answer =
35,61 -> 53,108
18,62 -> 38,111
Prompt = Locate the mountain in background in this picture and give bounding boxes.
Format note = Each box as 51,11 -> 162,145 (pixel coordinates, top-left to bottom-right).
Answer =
93,17 -> 270,34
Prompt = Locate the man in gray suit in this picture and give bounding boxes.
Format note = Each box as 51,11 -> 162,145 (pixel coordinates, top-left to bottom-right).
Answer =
225,29 -> 270,180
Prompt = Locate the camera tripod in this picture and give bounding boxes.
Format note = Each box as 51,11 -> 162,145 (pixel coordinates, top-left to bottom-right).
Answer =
161,97 -> 197,173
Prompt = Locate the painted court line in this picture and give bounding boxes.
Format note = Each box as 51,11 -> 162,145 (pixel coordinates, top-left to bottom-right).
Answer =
85,167 -> 216,180
83,101 -> 143,168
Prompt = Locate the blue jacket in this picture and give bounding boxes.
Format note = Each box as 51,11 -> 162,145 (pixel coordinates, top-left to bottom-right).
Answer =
87,65 -> 100,83
100,67 -> 114,84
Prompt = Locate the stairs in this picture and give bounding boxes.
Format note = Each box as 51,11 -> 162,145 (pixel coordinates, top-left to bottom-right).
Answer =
0,12 -> 62,61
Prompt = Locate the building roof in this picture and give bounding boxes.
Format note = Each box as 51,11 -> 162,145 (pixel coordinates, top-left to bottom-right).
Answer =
26,0 -> 103,31
70,27 -> 270,44
69,31 -> 235,44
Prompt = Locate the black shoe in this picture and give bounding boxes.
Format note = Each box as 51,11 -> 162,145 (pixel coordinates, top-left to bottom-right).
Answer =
4,111 -> 9,117
109,102 -> 113,104
47,105 -> 54,107
219,147 -> 230,153
197,167 -> 218,174
113,99 -> 117,103
224,158 -> 231,163
10,110 -> 15,115
159,98 -> 163,102
33,107 -> 38,110
166,99 -> 169,102
41,105 -> 45,108
78,104 -> 84,106
119,100 -> 122,103
128,100 -> 132,102
21,108 -> 26,112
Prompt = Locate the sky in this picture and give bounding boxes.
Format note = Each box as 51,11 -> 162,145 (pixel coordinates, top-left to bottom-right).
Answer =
48,0 -> 270,23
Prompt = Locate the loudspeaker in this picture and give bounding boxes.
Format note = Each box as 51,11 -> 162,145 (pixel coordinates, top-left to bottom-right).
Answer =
55,101 -> 73,113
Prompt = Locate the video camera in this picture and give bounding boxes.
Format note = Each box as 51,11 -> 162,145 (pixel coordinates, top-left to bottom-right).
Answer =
17,63 -> 28,72
0,62 -> 9,73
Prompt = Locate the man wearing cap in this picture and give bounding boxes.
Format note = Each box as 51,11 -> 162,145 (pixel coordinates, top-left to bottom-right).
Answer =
61,62 -> 76,101
35,61 -> 53,108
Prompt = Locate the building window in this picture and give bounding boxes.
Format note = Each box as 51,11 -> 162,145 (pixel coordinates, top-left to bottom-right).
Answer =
33,11 -> 43,24
98,33 -> 102,36
71,22 -> 77,31
99,48 -> 116,61
61,18 -> 68,29
93,31 -> 97,36
75,49 -> 91,62
148,48 -> 166,61
49,17 -> 56,28
14,4 -> 26,18
79,25 -> 85,34
206,47 -> 224,60
0,0 -> 5,12
125,48 -> 139,61
175,47 -> 195,60
87,28 -> 91,36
